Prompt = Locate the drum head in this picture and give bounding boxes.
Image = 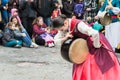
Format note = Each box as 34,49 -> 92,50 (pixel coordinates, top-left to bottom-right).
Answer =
69,38 -> 89,64
100,13 -> 112,26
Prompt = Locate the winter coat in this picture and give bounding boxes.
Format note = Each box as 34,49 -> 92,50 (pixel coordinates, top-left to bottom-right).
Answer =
35,0 -> 56,18
2,27 -> 16,45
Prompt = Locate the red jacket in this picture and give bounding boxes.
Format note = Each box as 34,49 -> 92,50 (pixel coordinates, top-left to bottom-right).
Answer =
33,23 -> 47,37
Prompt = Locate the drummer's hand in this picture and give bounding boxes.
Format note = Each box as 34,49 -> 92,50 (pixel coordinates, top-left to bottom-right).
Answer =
94,16 -> 99,20
65,32 -> 73,39
106,5 -> 113,10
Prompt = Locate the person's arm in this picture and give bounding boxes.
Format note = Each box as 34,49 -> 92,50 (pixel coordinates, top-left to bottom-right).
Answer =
108,0 -> 120,15
96,0 -> 107,18
63,2 -> 73,14
0,5 -> 8,10
77,21 -> 101,48
3,29 -> 15,41
112,7 -> 120,15
54,31 -> 66,46
54,31 -> 73,46
13,30 -> 25,37
33,24 -> 46,35
74,4 -> 79,16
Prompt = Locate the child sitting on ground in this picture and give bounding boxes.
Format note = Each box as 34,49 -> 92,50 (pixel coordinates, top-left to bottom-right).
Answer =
10,15 -> 38,48
33,16 -> 54,47
2,22 -> 23,48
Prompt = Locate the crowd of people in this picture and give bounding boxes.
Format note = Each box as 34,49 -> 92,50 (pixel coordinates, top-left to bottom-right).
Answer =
0,0 -> 61,48
0,0 -> 103,48
0,0 -> 120,80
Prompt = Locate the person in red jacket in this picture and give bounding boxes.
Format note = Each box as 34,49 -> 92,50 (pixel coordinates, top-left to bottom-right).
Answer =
32,16 -> 54,47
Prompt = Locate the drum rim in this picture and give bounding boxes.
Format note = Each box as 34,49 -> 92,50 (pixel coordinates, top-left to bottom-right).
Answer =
100,12 -> 112,26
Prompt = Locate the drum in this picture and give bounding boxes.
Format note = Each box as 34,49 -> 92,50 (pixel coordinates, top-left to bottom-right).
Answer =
61,38 -> 89,64
100,11 -> 112,26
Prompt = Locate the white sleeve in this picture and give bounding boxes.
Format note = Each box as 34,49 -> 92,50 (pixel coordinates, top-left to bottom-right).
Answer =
77,22 -> 101,48
54,31 -> 64,46
96,11 -> 103,18
112,7 -> 120,15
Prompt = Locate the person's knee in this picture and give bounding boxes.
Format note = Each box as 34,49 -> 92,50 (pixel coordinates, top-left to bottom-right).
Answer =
35,37 -> 45,45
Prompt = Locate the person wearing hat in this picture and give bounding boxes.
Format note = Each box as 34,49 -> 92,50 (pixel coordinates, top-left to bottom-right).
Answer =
94,0 -> 120,52
52,14 -> 120,80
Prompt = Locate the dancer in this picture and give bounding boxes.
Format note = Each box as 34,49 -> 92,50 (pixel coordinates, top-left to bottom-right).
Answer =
52,15 -> 120,80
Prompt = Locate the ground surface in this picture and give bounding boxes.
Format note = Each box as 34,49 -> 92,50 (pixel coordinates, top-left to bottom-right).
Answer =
0,46 -> 120,80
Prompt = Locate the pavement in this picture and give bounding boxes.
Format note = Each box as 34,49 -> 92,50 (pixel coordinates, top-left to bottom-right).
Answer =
0,46 -> 72,80
0,45 -> 120,80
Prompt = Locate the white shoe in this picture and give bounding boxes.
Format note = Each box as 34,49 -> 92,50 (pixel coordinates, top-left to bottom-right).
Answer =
30,44 -> 34,48
48,43 -> 52,48
30,42 -> 39,48
51,43 -> 55,47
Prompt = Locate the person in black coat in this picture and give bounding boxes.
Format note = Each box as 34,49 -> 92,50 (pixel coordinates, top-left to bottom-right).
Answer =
62,0 -> 74,18
34,0 -> 56,26
18,0 -> 37,38
0,4 -> 7,31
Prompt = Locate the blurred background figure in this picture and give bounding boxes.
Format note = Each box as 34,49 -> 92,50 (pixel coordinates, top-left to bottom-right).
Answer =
74,0 -> 85,19
62,0 -> 74,18
1,0 -> 9,24
34,0 -> 56,27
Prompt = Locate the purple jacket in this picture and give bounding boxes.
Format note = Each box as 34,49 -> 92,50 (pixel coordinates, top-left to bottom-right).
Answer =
74,2 -> 85,15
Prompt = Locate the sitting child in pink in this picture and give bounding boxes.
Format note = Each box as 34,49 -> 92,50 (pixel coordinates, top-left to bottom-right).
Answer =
33,16 -> 54,47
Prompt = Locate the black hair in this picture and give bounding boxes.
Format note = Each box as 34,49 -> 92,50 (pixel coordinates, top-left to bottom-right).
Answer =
52,14 -> 67,28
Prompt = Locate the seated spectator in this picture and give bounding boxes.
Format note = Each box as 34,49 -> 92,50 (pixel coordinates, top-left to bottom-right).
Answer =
33,16 -> 54,47
10,15 -> 38,48
2,22 -> 22,48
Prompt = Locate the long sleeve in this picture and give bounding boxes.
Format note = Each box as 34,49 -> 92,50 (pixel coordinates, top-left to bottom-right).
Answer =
97,0 -> 120,16
13,30 -> 23,37
33,24 -> 46,35
3,33 -> 15,41
54,31 -> 65,46
77,21 -> 101,48
108,0 -> 120,15
3,28 -> 15,42
63,2 -> 73,14
96,0 -> 107,17
112,7 -> 120,15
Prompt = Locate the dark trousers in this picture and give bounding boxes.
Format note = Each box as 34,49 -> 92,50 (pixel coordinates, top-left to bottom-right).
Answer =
35,36 -> 45,46
22,17 -> 35,38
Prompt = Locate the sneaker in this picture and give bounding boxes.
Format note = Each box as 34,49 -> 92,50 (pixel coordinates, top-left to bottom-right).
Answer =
30,42 -> 39,48
48,43 -> 52,48
30,44 -> 34,48
51,43 -> 55,47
